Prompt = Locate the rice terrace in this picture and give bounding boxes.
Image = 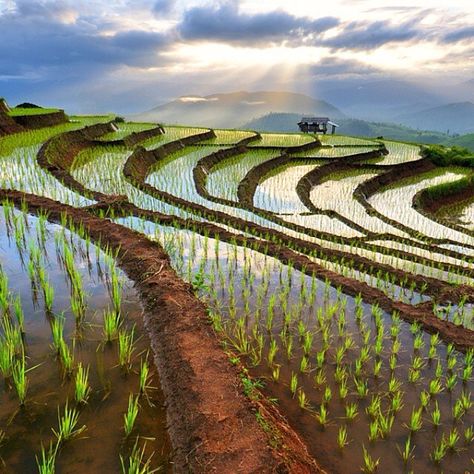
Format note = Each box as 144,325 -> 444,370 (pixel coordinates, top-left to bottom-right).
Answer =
1,0 -> 474,473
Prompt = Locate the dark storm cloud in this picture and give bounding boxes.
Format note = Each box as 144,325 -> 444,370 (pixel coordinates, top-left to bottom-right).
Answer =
178,2 -> 339,44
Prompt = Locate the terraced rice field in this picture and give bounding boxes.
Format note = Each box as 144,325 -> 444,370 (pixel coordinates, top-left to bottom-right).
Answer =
0,105 -> 473,473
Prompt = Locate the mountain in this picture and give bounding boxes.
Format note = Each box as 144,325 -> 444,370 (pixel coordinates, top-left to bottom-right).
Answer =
395,102 -> 474,134
446,133 -> 474,151
132,91 -> 344,128
317,79 -> 443,121
242,112 -> 474,148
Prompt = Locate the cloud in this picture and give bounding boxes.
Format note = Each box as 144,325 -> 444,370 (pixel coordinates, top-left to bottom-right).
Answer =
153,0 -> 175,17
444,26 -> 474,43
309,57 -> 380,77
178,2 -> 339,44
0,1 -> 172,78
322,19 -> 423,51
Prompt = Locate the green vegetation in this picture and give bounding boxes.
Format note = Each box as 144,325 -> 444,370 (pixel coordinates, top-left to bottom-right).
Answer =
423,144 -> 474,167
421,175 -> 474,202
9,107 -> 60,116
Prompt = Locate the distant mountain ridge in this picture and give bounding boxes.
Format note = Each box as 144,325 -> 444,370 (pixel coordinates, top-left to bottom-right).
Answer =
132,91 -> 344,128
395,102 -> 474,134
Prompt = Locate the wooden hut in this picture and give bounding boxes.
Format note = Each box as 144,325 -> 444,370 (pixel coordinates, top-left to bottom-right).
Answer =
298,117 -> 339,135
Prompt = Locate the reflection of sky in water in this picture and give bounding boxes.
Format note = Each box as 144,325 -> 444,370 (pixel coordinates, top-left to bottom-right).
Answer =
254,163 -> 319,213
0,145 -> 94,206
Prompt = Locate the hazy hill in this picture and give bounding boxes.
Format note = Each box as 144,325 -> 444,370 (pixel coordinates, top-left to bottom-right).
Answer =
318,79 -> 442,121
446,133 -> 474,151
133,91 -> 344,128
395,102 -> 474,134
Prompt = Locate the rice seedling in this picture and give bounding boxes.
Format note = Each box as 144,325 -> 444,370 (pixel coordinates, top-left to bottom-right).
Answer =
103,308 -> 121,342
12,295 -> 24,334
59,340 -> 74,376
397,435 -> 415,464
368,420 -> 379,442
446,428 -> 460,450
429,378 -> 443,396
297,389 -> 310,410
431,437 -> 448,463
315,404 -> 329,428
376,410 -> 394,439
12,353 -> 28,406
464,425 -> 474,444
75,363 -> 91,404
445,373 -> 457,392
0,337 -> 14,378
323,386 -> 332,405
43,281 -> 54,313
405,406 -> 423,432
110,266 -> 123,314
36,441 -> 58,474
345,402 -> 358,422
337,425 -> 349,448
118,326 -> 136,370
361,446 -> 379,473
124,394 -> 140,437
431,401 -> 442,426
139,356 -> 153,395
50,314 -> 65,355
52,402 -> 86,442
289,372 -> 298,397
120,439 -> 159,474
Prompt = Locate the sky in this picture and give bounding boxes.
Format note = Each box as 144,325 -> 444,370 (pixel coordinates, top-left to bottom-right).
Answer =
0,0 -> 473,113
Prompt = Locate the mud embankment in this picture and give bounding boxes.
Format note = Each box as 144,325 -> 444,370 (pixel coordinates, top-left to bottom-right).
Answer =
123,124 -> 165,147
13,110 -> 69,129
413,182 -> 474,240
37,121 -> 118,201
0,103 -> 23,136
295,150 -> 389,215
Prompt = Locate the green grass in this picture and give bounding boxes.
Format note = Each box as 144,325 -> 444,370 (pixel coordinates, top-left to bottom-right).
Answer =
9,107 -> 60,117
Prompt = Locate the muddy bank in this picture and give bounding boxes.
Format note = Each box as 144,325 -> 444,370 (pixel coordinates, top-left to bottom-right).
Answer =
0,105 -> 23,136
13,110 -> 69,129
124,124 -> 165,147
0,189 -> 322,474
351,157 -> 474,252
415,184 -> 474,215
37,121 -> 118,201
295,150 -> 390,216
413,186 -> 474,240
